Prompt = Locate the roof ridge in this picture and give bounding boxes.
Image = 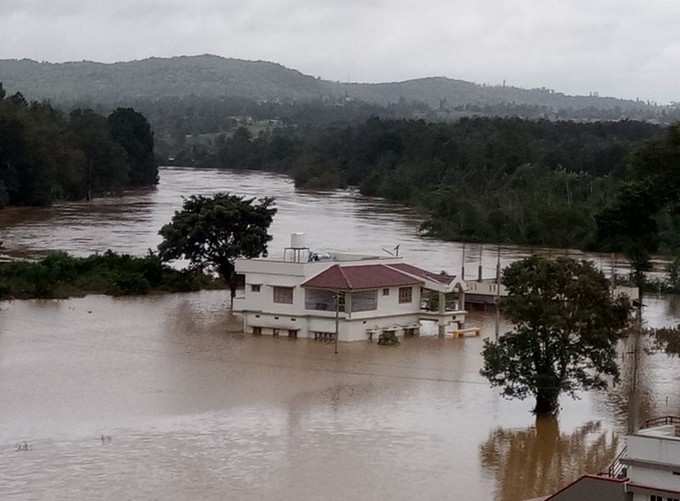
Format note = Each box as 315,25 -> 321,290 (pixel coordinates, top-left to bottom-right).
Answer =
384,263 -> 422,282
337,264 -> 352,289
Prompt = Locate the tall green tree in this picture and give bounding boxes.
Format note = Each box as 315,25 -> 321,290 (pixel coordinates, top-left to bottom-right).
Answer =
68,109 -> 129,199
481,256 -> 632,415
108,108 -> 158,186
596,124 -> 680,318
158,193 -> 277,307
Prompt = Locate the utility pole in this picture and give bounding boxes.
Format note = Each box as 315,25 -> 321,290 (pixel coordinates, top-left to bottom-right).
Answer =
334,290 -> 341,354
478,244 -> 483,282
495,245 -> 501,341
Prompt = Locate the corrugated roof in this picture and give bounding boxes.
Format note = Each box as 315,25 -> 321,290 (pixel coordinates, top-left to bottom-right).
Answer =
302,264 -> 423,290
388,263 -> 456,284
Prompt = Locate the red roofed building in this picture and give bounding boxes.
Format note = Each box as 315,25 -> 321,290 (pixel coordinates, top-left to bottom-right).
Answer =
234,236 -> 467,342
301,264 -> 423,290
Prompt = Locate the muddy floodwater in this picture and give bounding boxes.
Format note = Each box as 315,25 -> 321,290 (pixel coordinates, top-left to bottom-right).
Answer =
2,167 -> 680,500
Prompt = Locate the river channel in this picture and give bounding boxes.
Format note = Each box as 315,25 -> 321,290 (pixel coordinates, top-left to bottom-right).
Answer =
1,167 -> 679,500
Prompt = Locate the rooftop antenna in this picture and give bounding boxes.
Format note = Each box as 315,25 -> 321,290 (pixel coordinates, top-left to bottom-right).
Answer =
382,244 -> 400,257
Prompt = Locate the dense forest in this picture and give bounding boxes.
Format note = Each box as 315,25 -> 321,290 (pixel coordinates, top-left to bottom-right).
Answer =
0,83 -> 157,207
200,117 -> 674,250
3,56 -> 680,163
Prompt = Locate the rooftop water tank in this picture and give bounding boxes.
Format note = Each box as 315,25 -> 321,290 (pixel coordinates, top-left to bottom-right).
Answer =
290,232 -> 306,249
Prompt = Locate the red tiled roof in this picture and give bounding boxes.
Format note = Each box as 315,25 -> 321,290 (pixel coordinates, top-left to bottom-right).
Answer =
302,264 -> 423,290
388,263 -> 455,284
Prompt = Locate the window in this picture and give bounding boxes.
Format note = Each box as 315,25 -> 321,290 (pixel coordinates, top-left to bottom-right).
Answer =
382,288 -> 390,296
250,284 -> 261,292
399,286 -> 413,304
273,286 -> 294,304
351,290 -> 378,312
305,289 -> 344,311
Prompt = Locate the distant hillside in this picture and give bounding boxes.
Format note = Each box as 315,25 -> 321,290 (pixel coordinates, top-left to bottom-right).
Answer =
0,54 -> 657,112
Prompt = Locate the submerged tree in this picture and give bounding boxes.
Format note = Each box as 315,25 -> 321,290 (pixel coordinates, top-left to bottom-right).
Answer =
481,256 -> 632,415
158,193 -> 276,308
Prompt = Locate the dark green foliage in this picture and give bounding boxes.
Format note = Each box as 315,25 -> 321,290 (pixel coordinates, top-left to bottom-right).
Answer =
648,325 -> 680,357
596,124 -> 680,282
0,85 -> 157,207
377,331 -> 400,346
6,56 -> 680,165
0,251 -> 221,300
480,256 -> 632,415
205,116 -> 662,249
158,193 -> 277,306
110,272 -> 151,296
108,108 -> 158,186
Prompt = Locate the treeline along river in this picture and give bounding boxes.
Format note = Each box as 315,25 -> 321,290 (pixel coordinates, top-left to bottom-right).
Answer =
1,167 -> 679,500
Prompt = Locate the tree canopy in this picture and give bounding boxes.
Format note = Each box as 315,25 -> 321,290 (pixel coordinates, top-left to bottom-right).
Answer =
200,116 -> 665,250
480,256 -> 632,415
596,124 -> 680,276
108,107 -> 158,186
0,84 -> 158,207
157,193 -> 277,306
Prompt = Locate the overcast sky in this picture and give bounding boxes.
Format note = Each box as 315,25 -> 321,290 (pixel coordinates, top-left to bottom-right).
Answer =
2,0 -> 679,103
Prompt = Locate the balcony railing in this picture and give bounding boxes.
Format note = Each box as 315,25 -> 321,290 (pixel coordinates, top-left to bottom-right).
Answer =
641,416 -> 680,429
603,446 -> 628,479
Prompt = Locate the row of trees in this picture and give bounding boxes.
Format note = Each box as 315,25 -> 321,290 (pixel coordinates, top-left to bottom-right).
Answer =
0,83 -> 157,207
202,117 -> 666,249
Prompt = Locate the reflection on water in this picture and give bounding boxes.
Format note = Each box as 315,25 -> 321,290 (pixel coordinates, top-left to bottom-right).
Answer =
2,168 -> 680,499
481,418 -> 620,501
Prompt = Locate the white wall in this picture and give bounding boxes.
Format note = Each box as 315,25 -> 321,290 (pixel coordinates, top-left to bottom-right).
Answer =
235,258 -> 464,342
627,433 -> 680,493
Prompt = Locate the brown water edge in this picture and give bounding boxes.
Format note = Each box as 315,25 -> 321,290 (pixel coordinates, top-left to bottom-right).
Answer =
1,291 -> 679,501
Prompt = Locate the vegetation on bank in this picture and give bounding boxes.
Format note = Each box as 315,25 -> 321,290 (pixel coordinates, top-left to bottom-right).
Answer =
0,83 -> 158,208
0,251 -> 223,300
199,116 -> 667,249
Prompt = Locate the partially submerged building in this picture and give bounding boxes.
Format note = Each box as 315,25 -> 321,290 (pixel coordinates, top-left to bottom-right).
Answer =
234,234 -> 466,342
543,416 -> 680,501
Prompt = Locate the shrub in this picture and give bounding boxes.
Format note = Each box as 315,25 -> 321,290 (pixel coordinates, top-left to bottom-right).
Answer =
110,272 -> 151,296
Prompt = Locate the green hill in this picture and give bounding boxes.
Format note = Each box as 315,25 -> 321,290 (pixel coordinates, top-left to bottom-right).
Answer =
0,54 -> 658,112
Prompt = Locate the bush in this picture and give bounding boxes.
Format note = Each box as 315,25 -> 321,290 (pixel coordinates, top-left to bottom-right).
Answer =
0,250 -> 222,299
110,272 -> 151,296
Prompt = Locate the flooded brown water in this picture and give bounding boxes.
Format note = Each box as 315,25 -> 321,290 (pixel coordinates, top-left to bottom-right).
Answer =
1,167 -> 680,500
